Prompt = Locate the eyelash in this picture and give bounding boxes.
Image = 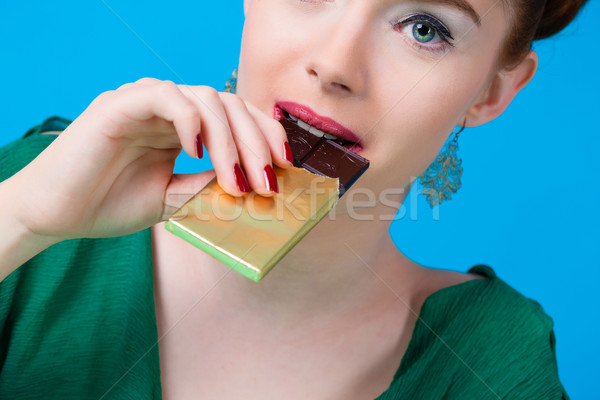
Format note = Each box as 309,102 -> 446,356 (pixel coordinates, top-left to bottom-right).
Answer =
295,2 -> 455,55
393,14 -> 455,54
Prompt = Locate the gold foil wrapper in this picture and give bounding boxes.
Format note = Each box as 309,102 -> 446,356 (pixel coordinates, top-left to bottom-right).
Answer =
165,167 -> 339,282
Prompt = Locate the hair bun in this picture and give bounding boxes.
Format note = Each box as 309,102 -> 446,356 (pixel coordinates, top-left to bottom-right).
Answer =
535,0 -> 589,40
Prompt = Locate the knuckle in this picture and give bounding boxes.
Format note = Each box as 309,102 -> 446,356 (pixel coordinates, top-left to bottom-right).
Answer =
199,85 -> 219,99
93,90 -> 115,105
215,138 -> 239,159
180,103 -> 200,121
222,139 -> 239,155
136,77 -> 160,85
116,82 -> 134,91
224,92 -> 246,108
219,91 -> 237,101
156,80 -> 178,95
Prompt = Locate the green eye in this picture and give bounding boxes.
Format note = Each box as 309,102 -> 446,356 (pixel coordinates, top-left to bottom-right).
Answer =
413,23 -> 436,43
394,14 -> 455,54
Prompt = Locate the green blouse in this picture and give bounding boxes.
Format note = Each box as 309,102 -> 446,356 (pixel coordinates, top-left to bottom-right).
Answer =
0,118 -> 569,399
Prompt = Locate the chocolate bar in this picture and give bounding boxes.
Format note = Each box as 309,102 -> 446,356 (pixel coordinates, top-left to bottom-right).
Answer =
164,118 -> 369,283
165,167 -> 338,282
280,118 -> 369,196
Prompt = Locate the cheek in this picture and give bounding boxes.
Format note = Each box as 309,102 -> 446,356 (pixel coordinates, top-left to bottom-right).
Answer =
237,5 -> 298,112
370,74 -> 482,186
238,17 -> 272,101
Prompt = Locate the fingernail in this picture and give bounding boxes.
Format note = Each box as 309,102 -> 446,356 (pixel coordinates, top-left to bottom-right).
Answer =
195,134 -> 203,159
283,141 -> 294,164
234,163 -> 250,193
263,165 -> 279,193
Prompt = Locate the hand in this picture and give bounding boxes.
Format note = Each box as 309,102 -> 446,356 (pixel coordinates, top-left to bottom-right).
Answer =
7,78 -> 291,242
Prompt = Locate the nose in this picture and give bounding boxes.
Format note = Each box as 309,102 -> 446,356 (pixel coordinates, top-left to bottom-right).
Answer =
304,9 -> 370,96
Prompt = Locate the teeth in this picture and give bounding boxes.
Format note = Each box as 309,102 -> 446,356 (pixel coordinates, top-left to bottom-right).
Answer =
308,126 -> 325,138
297,119 -> 311,131
291,117 -> 333,140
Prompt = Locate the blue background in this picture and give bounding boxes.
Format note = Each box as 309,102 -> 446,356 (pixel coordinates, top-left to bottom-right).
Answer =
1,1 -> 598,398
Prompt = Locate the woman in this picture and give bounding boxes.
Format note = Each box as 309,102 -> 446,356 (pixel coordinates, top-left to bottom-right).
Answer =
0,0 -> 587,398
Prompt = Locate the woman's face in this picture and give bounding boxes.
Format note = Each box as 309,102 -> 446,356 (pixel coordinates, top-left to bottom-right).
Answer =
237,0 -> 508,196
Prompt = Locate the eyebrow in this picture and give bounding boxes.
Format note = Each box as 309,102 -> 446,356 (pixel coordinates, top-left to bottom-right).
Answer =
419,0 -> 482,26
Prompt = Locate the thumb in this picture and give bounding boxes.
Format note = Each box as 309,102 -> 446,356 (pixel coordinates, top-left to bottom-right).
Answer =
161,170 -> 216,220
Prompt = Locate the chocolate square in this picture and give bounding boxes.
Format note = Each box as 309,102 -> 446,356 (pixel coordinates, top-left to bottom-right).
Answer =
280,118 -> 322,166
301,140 -> 369,196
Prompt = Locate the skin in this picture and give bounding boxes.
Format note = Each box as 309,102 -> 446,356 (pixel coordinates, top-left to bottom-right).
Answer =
0,0 -> 538,398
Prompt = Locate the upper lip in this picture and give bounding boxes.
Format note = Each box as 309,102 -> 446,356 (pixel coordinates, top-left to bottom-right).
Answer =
276,101 -> 362,145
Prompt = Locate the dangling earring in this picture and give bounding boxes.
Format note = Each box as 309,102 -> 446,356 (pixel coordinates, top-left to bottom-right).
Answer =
419,122 -> 466,208
224,68 -> 238,93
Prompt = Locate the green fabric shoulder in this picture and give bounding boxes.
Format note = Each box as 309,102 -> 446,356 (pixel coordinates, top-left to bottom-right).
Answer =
377,265 -> 569,400
0,119 -> 161,399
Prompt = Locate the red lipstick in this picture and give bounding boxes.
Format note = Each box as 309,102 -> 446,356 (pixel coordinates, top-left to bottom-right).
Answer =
275,101 -> 363,149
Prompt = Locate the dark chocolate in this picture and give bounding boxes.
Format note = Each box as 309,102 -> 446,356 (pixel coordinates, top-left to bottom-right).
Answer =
280,118 -> 369,196
279,118 -> 321,165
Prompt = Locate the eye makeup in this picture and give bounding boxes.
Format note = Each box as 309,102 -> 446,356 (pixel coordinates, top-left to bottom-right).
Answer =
401,14 -> 455,43
392,12 -> 456,55
388,0 -> 480,45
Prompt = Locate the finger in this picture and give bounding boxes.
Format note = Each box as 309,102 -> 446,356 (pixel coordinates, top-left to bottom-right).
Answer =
244,101 -> 293,168
134,77 -> 162,85
116,77 -> 161,92
162,170 -> 216,220
104,81 -> 201,155
219,92 -> 279,196
177,85 -> 250,196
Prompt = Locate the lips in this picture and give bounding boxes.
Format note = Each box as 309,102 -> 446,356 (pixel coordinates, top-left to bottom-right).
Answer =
275,101 -> 363,151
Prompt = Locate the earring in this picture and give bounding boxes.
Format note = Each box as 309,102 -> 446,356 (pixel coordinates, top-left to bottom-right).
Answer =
224,68 -> 238,94
419,123 -> 466,208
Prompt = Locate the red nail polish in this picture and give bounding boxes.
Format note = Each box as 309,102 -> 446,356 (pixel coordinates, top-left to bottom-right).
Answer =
264,165 -> 279,193
234,163 -> 250,193
195,134 -> 203,159
284,141 -> 294,164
